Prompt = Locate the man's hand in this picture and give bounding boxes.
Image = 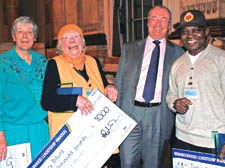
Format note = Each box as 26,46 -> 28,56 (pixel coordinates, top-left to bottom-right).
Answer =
104,85 -> 118,102
0,131 -> 7,162
173,98 -> 192,114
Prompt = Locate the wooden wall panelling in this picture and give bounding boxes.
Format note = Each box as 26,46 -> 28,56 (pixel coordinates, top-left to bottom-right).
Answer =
52,0 -> 78,40
32,42 -> 45,56
0,42 -> 45,56
0,42 -> 14,54
35,0 -> 53,47
0,0 -> 4,43
78,0 -> 104,34
176,0 -> 225,20
104,0 -> 113,57
2,0 -> 19,42
85,45 -> 107,58
45,0 -> 53,47
52,0 -> 66,40
64,0 -> 78,24
36,0 -> 46,44
77,0 -> 107,62
46,48 -> 57,60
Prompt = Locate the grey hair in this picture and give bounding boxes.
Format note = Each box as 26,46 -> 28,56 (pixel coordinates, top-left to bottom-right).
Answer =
148,5 -> 172,24
56,35 -> 86,55
12,16 -> 38,38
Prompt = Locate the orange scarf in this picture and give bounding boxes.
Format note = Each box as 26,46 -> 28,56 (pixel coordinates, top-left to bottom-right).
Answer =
62,52 -> 86,70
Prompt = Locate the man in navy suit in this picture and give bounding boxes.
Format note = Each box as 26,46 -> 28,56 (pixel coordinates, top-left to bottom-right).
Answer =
115,5 -> 184,168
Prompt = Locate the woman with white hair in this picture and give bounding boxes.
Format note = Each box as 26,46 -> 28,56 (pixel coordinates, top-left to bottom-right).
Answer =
41,24 -> 120,167
41,24 -> 118,138
0,16 -> 49,160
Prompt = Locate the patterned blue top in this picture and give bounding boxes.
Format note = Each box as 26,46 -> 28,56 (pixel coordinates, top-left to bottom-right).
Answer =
0,46 -> 49,159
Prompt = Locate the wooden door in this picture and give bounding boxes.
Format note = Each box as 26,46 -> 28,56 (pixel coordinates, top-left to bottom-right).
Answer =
52,0 -> 78,40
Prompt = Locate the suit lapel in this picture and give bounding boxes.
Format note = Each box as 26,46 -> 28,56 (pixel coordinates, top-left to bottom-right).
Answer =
135,40 -> 146,85
161,40 -> 177,97
163,41 -> 174,74
136,40 -> 146,70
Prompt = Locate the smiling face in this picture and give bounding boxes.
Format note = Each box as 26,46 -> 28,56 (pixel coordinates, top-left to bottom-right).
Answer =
148,7 -> 171,40
12,23 -> 35,51
61,30 -> 83,58
180,26 -> 209,56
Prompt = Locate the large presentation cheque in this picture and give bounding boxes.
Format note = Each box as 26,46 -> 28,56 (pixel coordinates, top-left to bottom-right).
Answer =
28,89 -> 137,168
173,148 -> 225,168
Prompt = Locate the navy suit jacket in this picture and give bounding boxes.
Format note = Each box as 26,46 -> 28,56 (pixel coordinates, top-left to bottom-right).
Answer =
115,39 -> 184,139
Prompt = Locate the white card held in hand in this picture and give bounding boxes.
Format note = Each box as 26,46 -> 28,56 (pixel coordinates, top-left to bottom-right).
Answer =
0,143 -> 31,168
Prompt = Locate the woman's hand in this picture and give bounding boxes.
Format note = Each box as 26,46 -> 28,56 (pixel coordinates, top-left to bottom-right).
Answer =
76,96 -> 94,115
0,132 -> 7,162
104,85 -> 118,102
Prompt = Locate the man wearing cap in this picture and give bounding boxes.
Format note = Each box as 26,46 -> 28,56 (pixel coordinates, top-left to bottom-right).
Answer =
115,5 -> 184,168
167,10 -> 225,159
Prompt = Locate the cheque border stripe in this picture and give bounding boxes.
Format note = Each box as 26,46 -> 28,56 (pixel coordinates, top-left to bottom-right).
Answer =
27,125 -> 71,168
172,148 -> 225,166
65,123 -> 72,133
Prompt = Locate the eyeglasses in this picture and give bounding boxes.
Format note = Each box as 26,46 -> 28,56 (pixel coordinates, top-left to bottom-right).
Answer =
62,34 -> 81,41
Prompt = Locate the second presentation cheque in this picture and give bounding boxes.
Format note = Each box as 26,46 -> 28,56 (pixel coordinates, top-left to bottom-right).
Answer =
28,89 -> 137,168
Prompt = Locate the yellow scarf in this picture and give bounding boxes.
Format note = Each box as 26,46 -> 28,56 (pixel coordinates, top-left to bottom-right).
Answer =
54,54 -> 104,95
62,52 -> 86,70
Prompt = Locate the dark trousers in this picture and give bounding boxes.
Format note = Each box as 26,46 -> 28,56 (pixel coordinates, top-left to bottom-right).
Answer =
173,137 -> 215,154
103,154 -> 121,168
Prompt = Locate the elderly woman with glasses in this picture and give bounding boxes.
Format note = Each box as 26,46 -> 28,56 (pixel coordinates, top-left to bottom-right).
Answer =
0,16 -> 49,161
41,24 -> 118,139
